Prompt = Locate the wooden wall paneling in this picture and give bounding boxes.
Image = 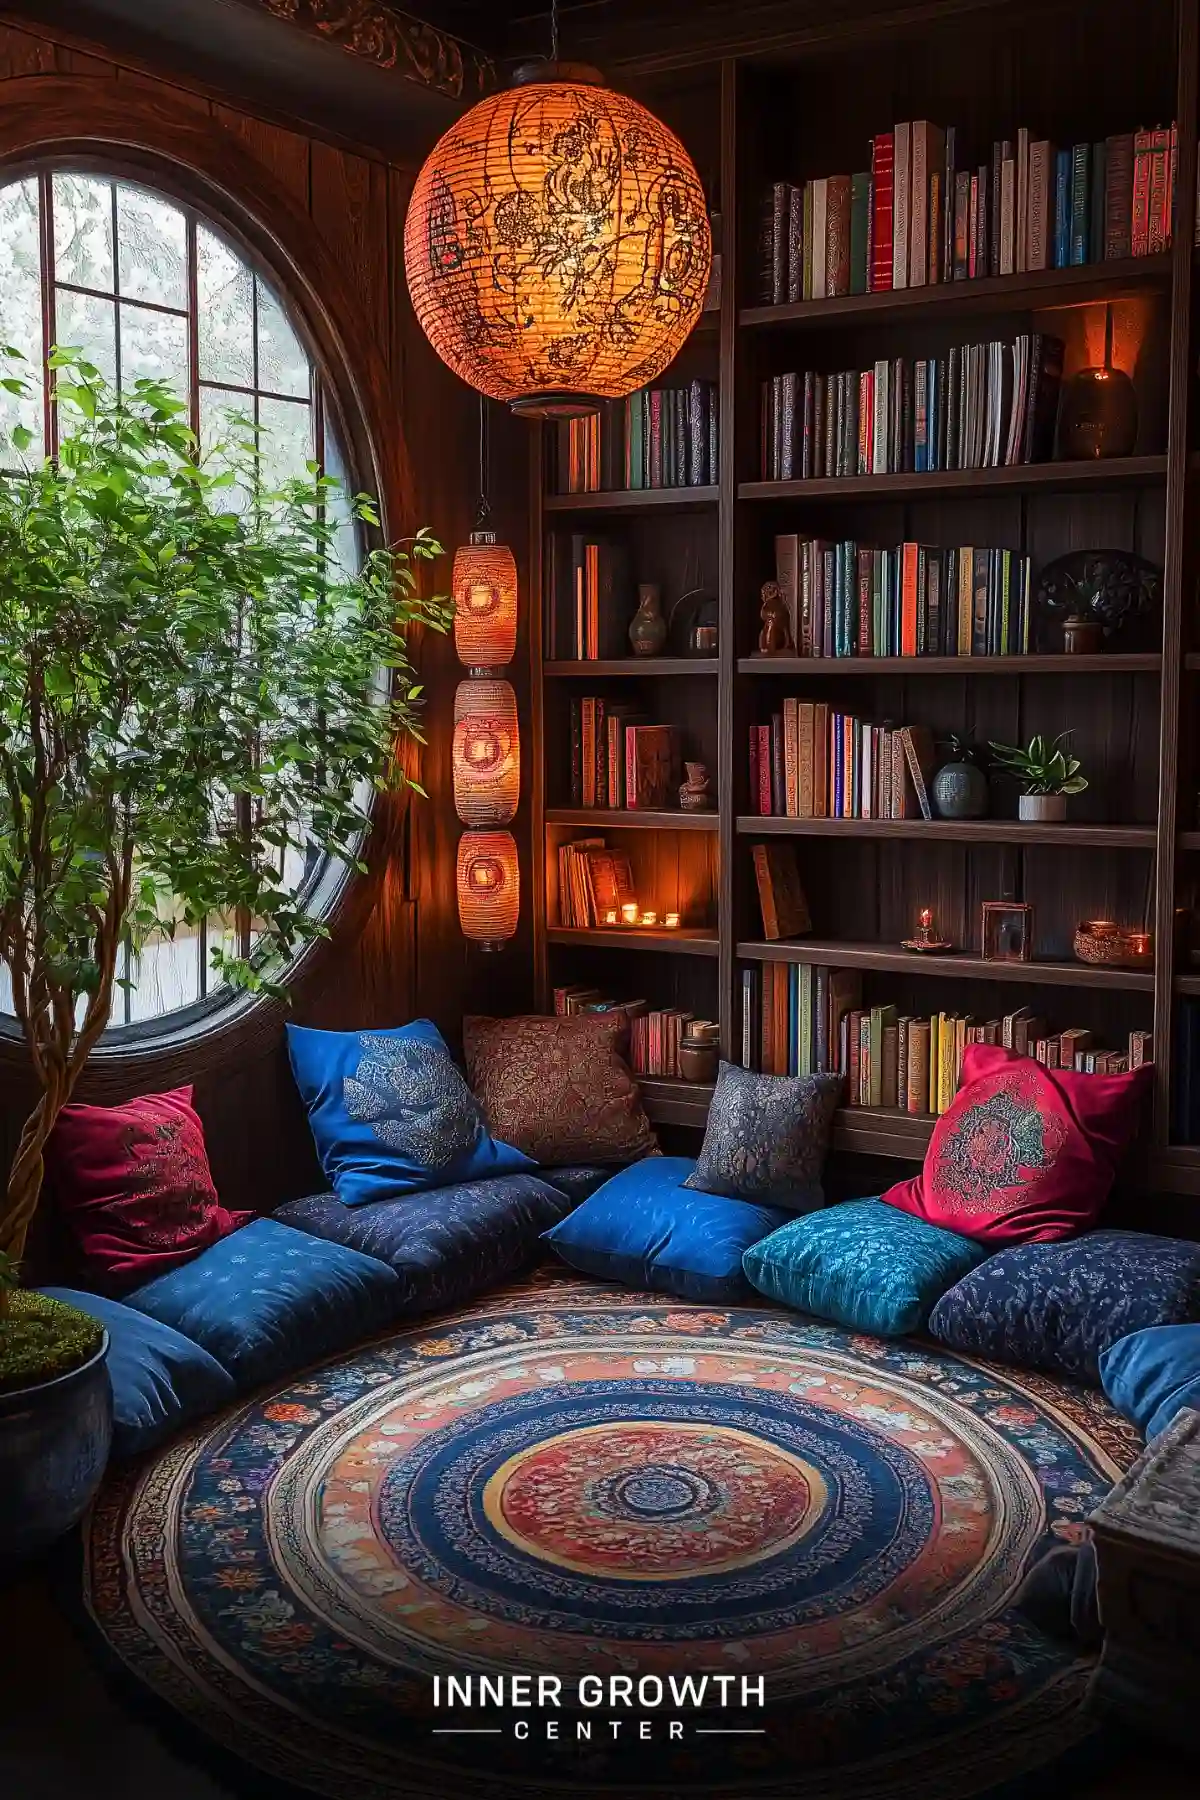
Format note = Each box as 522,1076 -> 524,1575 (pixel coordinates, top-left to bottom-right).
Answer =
1152,0 -> 1199,1142
531,427 -> 550,1010
211,103 -> 312,209
0,20 -> 55,76
717,56 -> 740,1059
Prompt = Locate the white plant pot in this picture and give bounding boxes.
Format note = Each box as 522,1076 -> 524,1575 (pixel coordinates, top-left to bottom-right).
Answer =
1019,793 -> 1067,822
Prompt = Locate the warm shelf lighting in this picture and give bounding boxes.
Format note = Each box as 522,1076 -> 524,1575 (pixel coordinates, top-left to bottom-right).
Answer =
452,678 -> 520,826
403,49 -> 711,418
456,830 -> 520,949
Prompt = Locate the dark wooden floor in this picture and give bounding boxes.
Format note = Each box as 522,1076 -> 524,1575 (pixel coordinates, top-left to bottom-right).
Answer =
0,1566 -> 1193,1800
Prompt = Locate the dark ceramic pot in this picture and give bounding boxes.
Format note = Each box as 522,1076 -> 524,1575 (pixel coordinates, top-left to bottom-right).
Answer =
931,760 -> 989,820
0,1332 -> 112,1564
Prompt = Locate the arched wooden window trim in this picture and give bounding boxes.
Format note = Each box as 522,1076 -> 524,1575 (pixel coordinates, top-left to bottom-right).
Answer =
0,78 -> 415,1089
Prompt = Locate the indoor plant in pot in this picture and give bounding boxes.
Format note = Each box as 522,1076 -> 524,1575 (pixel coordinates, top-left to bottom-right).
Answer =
988,733 -> 1088,822
0,346 -> 449,1550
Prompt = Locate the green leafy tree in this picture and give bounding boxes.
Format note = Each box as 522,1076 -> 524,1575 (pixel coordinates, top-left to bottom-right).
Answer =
0,348 -> 449,1263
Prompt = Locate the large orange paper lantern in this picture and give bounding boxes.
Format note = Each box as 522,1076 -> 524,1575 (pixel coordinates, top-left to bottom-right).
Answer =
404,63 -> 712,418
457,829 -> 520,948
452,678 -> 520,826
452,532 -> 518,669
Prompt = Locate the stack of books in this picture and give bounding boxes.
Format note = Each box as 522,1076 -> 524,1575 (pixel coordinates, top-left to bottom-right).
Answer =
556,837 -> 635,927
743,963 -> 1153,1109
553,535 -> 628,661
630,1009 -> 696,1079
570,706 -> 679,811
760,334 -> 1064,480
749,711 -> 937,820
555,384 -> 719,494
772,534 -> 1032,659
757,121 -> 1177,304
553,984 -> 642,1018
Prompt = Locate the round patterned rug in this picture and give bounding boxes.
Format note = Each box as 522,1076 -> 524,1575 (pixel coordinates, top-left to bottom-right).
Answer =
84,1274 -> 1139,1800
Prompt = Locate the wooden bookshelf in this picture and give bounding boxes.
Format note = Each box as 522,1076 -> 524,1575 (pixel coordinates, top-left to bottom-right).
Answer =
529,0 -> 1196,1172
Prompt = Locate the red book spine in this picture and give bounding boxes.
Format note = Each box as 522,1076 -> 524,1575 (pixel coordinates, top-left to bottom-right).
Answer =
756,725 -> 772,815
749,725 -> 759,813
901,541 -> 919,657
870,134 -> 895,291
625,729 -> 638,809
857,548 -> 872,655
1132,130 -> 1152,256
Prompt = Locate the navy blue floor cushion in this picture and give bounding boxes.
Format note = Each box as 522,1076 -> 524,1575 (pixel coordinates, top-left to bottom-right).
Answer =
543,1156 -> 788,1304
276,1172 -> 573,1316
38,1285 -> 236,1460
929,1229 -> 1200,1384
123,1218 -> 402,1390
535,1166 -> 614,1205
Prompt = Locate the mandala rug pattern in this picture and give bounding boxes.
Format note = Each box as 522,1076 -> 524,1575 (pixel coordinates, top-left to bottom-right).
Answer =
84,1272 -> 1140,1800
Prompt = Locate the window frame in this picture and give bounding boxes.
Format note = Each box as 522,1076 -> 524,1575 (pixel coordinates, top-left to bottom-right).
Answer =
0,151 -> 382,1055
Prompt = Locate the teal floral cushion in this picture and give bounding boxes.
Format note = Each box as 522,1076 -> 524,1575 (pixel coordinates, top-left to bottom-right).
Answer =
742,1198 -> 989,1336
683,1061 -> 841,1209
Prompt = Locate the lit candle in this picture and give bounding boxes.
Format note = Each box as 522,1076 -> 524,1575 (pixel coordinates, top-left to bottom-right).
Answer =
640,909 -> 658,927
664,912 -> 681,929
1126,931 -> 1152,958
919,907 -> 933,931
620,903 -> 639,926
603,909 -> 619,926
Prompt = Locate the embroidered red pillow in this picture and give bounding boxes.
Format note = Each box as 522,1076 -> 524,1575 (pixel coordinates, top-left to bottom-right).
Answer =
881,1043 -> 1151,1244
45,1086 -> 251,1291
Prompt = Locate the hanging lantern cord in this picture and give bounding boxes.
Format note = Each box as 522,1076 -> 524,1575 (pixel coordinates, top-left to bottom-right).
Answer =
550,0 -> 560,62
473,393 -> 492,533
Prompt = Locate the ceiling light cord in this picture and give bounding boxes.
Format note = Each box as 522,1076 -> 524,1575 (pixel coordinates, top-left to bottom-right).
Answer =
550,0 -> 560,63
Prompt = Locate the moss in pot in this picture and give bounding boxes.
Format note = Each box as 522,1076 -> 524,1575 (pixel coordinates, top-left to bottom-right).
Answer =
987,733 -> 1088,823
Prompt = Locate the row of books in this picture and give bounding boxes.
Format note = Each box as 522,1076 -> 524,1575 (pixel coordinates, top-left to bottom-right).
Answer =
558,535 -> 627,661
756,121 -> 1177,305
750,712 -> 937,820
550,985 -> 696,1080
743,963 -> 1153,1111
556,837 -> 635,928
556,383 -> 719,494
570,706 -> 679,811
760,335 -> 1063,481
772,535 -> 1033,660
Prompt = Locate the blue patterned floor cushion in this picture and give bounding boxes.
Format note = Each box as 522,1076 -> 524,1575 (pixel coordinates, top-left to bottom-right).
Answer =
123,1218 -> 401,1390
536,1166 -> 614,1205
1100,1324 -> 1200,1439
929,1230 -> 1200,1383
542,1156 -> 788,1304
38,1285 -> 235,1459
287,1018 -> 534,1206
742,1199 -> 989,1336
276,1173 -> 572,1316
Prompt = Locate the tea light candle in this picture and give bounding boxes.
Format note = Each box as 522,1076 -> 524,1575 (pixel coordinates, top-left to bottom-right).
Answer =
919,906 -> 933,930
664,912 -> 681,929
640,909 -> 659,928
620,903 -> 639,926
1125,931 -> 1153,959
602,909 -> 619,926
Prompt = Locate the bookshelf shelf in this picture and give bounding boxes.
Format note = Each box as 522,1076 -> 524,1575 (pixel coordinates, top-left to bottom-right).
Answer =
546,659 -> 720,677
544,487 -> 718,515
637,1076 -> 716,1127
546,927 -> 719,957
546,807 -> 719,832
736,817 -> 1157,848
738,654 -> 1161,677
530,5 -> 1193,1168
737,457 -> 1167,505
739,253 -> 1173,332
736,938 -> 1155,990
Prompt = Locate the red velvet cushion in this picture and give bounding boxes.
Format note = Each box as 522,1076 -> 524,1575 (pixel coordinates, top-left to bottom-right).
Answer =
881,1043 -> 1151,1244
46,1086 -> 251,1291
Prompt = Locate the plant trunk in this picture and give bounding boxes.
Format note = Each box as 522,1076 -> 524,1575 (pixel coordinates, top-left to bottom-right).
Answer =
0,1079 -> 68,1267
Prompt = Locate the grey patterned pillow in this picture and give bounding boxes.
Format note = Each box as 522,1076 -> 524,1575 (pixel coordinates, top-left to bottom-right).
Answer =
683,1061 -> 841,1209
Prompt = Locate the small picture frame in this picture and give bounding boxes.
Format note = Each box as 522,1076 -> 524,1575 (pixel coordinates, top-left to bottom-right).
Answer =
981,901 -> 1033,963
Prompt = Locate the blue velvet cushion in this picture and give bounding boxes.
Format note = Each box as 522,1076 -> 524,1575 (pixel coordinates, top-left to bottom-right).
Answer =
123,1218 -> 401,1390
287,1018 -> 534,1206
542,1156 -> 788,1304
1100,1324 -> 1200,1439
39,1285 -> 235,1459
742,1198 -> 989,1337
276,1172 -> 572,1315
929,1230 -> 1200,1383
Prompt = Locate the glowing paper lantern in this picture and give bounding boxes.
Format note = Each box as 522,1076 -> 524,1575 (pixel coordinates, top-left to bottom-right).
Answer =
456,829 -> 520,948
452,532 -> 518,669
404,64 -> 712,418
452,678 -> 520,826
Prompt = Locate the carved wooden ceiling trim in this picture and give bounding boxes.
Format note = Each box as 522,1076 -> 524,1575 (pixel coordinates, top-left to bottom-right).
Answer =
232,0 -> 494,99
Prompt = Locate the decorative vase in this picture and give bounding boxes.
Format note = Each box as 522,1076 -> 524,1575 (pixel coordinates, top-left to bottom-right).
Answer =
932,760 -> 989,820
1058,365 -> 1138,460
629,584 -> 667,657
679,761 -> 713,812
1062,613 -> 1105,654
0,1334 -> 112,1566
1019,793 -> 1067,822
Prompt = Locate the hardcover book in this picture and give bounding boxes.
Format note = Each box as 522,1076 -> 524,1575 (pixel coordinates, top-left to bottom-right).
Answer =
752,842 -> 812,941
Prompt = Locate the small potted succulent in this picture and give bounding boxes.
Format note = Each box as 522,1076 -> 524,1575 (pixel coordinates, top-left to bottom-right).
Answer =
931,735 -> 989,820
988,732 -> 1088,822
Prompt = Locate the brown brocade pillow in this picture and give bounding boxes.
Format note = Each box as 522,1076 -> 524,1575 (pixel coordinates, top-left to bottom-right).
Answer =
463,1013 -> 659,1165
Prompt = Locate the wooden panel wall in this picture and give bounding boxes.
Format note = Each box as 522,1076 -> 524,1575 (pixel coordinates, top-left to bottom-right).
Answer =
0,18 -> 533,1224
